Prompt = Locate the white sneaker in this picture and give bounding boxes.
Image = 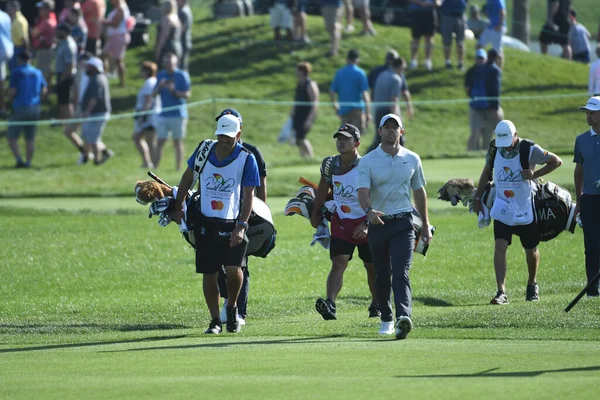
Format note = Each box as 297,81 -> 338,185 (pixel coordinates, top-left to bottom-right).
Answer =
425,59 -> 433,71
395,316 -> 413,340
219,299 -> 228,323
409,59 -> 418,69
344,25 -> 355,33
379,320 -> 394,335
238,317 -> 246,326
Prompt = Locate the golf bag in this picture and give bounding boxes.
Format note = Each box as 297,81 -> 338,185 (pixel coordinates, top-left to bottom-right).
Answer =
487,139 -> 577,241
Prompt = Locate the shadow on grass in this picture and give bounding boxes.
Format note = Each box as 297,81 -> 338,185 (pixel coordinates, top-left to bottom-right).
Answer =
413,297 -> 453,307
112,334 -> 349,352
396,365 -> 600,378
0,334 -> 188,354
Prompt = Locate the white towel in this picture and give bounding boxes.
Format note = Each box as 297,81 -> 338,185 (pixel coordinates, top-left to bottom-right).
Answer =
311,218 -> 330,249
170,186 -> 188,232
477,202 -> 491,229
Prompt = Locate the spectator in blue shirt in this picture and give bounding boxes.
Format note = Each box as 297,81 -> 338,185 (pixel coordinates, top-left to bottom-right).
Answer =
477,0 -> 506,67
330,49 -> 371,136
568,9 -> 592,64
6,51 -> 47,168
483,48 -> 503,145
152,52 -> 191,171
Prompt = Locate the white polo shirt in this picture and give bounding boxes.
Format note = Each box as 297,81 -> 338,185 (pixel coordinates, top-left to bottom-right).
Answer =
357,146 -> 426,215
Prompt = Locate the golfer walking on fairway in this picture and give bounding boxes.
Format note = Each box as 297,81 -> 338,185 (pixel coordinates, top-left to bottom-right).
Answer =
574,96 -> 600,297
357,113 -> 431,339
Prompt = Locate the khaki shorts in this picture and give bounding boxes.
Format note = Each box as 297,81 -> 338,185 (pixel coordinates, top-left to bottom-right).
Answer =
342,108 -> 366,136
35,48 -> 54,76
322,6 -> 342,34
470,107 -> 504,145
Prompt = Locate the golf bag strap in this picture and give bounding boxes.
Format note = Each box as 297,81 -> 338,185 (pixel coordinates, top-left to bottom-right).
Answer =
489,138 -> 534,174
322,155 -> 335,186
191,140 -> 216,189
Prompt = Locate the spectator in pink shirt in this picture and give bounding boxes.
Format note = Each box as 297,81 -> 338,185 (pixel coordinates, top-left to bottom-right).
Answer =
31,0 -> 56,91
81,0 -> 105,56
101,0 -> 130,87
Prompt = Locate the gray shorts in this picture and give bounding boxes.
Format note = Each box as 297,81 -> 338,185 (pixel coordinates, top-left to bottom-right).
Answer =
0,62 -> 6,80
440,14 -> 466,45
156,116 -> 187,140
7,105 -> 41,140
81,113 -> 109,144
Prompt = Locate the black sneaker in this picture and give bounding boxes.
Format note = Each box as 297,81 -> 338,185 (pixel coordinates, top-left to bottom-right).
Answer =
490,290 -> 509,305
204,318 -> 222,334
14,160 -> 28,168
95,148 -> 115,165
226,306 -> 240,333
315,298 -> 337,320
368,304 -> 381,318
526,283 -> 540,301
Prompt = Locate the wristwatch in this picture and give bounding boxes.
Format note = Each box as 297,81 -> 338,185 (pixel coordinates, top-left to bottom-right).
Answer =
237,220 -> 249,230
364,207 -> 373,214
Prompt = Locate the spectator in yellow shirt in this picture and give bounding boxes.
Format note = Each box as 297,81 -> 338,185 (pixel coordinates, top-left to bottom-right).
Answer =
7,1 -> 29,73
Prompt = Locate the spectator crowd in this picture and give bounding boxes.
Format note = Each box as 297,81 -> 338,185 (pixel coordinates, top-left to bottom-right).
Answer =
4,0 -> 194,169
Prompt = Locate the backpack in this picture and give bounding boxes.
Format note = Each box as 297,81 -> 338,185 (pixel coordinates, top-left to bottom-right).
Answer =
488,139 -> 576,241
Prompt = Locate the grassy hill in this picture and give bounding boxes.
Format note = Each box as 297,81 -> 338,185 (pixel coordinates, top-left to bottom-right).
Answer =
0,6 -> 591,197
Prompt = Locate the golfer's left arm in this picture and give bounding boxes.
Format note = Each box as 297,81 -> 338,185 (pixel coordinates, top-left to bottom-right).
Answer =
413,187 -> 431,242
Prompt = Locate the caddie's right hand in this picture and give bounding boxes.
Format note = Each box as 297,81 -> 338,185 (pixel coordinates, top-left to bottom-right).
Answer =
310,212 -> 321,229
473,199 -> 483,216
367,209 -> 385,225
171,205 -> 185,225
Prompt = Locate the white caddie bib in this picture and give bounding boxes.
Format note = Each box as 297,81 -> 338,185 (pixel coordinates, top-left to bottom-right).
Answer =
332,167 -> 366,220
200,150 -> 249,220
490,149 -> 535,226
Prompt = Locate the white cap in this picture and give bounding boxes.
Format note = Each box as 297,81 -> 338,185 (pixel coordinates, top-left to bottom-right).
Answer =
86,57 -> 104,73
495,120 -> 517,147
475,49 -> 487,59
215,114 -> 241,137
579,96 -> 600,111
379,113 -> 403,129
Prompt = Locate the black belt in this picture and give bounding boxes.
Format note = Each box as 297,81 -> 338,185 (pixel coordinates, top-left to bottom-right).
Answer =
380,212 -> 411,221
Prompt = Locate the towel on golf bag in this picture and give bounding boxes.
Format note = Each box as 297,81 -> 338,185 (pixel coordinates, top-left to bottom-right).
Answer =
438,178 -> 577,241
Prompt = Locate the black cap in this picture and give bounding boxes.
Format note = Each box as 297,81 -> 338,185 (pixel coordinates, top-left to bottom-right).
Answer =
215,108 -> 242,126
347,49 -> 359,61
333,123 -> 360,141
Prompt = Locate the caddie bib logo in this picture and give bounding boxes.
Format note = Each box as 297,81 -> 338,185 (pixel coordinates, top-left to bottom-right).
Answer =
206,173 -> 235,192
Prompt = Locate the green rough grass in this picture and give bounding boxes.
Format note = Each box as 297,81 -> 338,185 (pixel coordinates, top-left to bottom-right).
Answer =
0,5 -> 591,198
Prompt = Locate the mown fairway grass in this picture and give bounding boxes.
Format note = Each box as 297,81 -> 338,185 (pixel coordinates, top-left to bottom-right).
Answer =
1,4 -> 599,399
1,196 -> 600,398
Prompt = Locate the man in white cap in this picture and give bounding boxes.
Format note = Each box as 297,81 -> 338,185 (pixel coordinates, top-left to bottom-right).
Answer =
357,113 -> 431,339
171,114 -> 260,335
473,120 -> 562,305
574,96 -> 600,297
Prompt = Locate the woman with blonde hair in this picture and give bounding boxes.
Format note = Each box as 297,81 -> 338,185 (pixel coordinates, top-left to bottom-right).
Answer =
155,0 -> 182,67
101,0 -> 131,87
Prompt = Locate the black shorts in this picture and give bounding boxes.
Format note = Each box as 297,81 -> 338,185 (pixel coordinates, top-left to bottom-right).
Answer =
493,219 -> 539,250
330,236 -> 373,263
194,224 -> 249,274
411,10 -> 437,39
56,75 -> 74,105
539,16 -> 570,46
293,118 -> 310,141
86,38 -> 100,56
